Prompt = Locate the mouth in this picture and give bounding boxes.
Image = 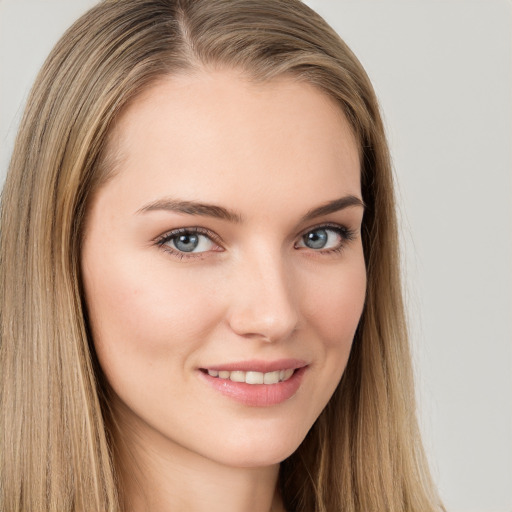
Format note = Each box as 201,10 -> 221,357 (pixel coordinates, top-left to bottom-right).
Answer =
198,360 -> 308,407
200,368 -> 295,385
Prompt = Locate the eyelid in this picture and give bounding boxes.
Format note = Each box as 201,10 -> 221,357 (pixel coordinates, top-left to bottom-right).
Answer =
154,226 -> 222,244
295,222 -> 357,251
297,222 -> 355,239
154,226 -> 224,258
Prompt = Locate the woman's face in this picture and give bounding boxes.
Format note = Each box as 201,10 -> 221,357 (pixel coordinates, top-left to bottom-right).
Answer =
81,70 -> 366,468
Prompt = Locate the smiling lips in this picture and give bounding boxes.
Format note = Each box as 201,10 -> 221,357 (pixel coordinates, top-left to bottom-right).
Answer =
200,360 -> 307,407
205,368 -> 295,385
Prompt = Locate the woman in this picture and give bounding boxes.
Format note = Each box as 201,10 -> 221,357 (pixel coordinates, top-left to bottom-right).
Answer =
0,0 -> 444,510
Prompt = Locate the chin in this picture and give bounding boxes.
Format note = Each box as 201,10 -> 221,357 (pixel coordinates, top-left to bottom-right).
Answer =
205,422 -> 309,469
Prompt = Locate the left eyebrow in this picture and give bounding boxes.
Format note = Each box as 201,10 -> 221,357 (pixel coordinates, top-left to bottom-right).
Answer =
300,195 -> 365,223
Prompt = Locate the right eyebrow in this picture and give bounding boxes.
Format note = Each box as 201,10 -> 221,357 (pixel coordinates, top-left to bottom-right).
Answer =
300,195 -> 365,223
136,198 -> 243,223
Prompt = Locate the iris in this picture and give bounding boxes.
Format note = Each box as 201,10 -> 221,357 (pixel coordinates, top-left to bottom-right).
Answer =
303,229 -> 328,249
174,233 -> 199,252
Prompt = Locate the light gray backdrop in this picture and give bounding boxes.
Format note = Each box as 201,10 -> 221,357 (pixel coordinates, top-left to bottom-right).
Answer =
1,1 -> 511,511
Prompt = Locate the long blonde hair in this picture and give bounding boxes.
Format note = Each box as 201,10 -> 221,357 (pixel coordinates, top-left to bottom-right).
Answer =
0,1 -> 443,510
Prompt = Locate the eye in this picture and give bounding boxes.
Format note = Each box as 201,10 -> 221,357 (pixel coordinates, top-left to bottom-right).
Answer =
156,228 -> 220,256
296,225 -> 352,251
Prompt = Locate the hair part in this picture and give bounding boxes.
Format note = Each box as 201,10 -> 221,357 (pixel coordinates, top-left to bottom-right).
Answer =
1,1 -> 443,510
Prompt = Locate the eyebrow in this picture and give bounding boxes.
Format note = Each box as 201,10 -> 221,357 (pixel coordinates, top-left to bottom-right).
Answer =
137,195 -> 364,223
300,195 -> 365,223
137,198 -> 243,223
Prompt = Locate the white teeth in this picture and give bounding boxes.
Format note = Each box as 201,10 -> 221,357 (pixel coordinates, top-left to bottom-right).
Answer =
283,369 -> 294,380
278,369 -> 293,381
230,371 -> 245,383
245,371 -> 264,384
206,368 -> 296,384
263,371 -> 279,384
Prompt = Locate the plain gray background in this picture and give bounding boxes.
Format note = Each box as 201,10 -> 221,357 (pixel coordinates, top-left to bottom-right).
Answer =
1,1 -> 511,511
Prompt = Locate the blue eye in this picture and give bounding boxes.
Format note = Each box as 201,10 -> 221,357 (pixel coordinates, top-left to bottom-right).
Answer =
173,233 -> 200,252
303,229 -> 329,249
296,226 -> 349,251
158,229 -> 217,254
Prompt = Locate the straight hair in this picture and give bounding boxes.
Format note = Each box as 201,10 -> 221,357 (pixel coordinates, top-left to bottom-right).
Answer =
0,1 -> 444,510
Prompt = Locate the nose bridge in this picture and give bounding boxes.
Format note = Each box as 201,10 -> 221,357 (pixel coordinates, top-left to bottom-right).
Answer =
227,244 -> 299,342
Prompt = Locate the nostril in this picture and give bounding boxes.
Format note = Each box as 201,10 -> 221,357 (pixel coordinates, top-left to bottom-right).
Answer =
225,264 -> 299,342
226,303 -> 299,342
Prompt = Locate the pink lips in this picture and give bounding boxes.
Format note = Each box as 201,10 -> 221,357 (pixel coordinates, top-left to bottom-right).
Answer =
198,359 -> 307,407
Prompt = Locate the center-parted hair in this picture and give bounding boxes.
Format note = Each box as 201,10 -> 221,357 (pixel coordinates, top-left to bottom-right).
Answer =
0,1 -> 443,510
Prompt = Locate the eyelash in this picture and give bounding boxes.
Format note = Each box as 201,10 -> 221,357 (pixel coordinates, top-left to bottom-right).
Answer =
154,223 -> 356,260
296,223 -> 357,255
155,227 -> 223,260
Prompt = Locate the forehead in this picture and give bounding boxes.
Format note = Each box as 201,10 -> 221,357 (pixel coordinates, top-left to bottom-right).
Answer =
100,69 -> 361,217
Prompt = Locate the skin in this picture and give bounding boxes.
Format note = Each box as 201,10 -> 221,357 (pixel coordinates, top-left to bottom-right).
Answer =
81,69 -> 366,512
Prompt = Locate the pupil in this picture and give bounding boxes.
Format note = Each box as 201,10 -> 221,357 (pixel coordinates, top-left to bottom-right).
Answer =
305,229 -> 327,249
174,233 -> 199,252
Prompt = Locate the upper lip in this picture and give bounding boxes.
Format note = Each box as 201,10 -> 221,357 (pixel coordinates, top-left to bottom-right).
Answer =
200,358 -> 308,373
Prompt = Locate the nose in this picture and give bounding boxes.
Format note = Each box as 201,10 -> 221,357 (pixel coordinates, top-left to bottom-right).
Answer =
226,250 -> 299,343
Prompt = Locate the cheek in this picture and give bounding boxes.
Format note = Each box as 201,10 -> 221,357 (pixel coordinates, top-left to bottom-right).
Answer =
81,250 -> 222,376
298,252 -> 366,408
288,255 -> 366,427
302,259 -> 366,347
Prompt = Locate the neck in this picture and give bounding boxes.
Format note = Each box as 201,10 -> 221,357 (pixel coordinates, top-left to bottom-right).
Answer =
112,417 -> 285,512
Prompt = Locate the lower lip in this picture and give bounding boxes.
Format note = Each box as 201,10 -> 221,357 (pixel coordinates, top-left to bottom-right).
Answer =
199,367 -> 307,407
